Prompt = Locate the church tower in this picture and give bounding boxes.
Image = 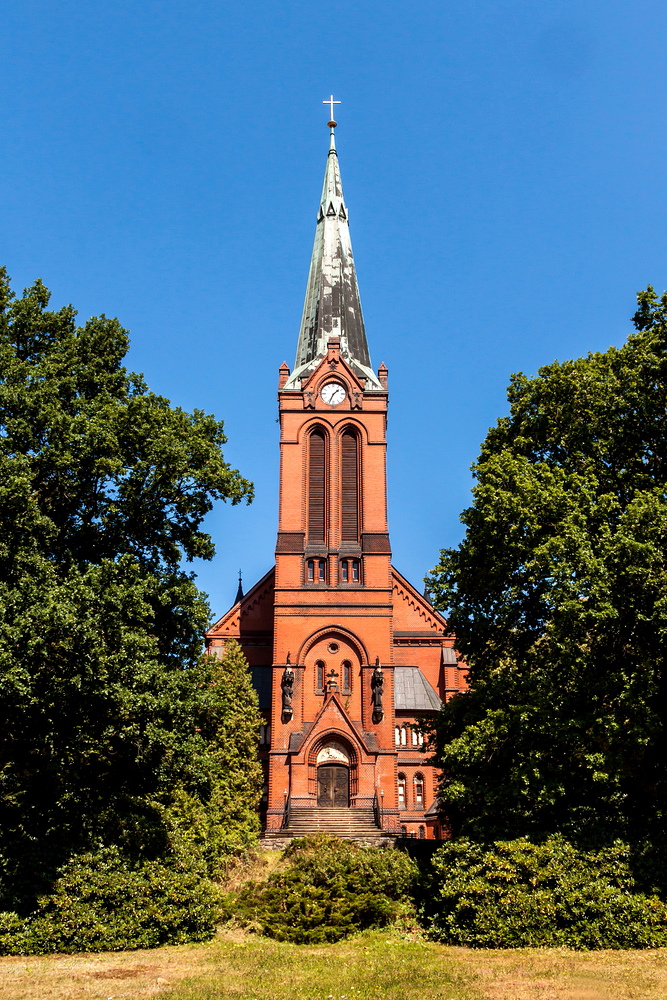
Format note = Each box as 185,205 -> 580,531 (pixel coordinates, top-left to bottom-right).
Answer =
206,111 -> 467,840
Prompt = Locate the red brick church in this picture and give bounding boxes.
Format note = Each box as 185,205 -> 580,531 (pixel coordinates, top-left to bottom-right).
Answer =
205,112 -> 467,840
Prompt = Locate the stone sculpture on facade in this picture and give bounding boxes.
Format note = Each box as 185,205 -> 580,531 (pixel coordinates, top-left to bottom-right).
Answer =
281,666 -> 294,719
371,658 -> 384,723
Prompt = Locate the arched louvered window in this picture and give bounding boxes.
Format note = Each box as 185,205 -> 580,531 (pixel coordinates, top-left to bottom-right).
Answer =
341,430 -> 359,540
308,429 -> 326,542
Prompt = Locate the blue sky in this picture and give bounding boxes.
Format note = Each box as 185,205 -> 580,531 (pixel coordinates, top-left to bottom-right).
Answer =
2,0 -> 667,619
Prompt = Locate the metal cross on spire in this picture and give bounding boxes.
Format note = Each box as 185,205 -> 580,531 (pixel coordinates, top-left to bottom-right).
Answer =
323,94 -> 341,126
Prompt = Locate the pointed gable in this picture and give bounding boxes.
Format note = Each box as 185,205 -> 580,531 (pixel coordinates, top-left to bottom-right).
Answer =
206,567 -> 275,640
391,567 -> 449,634
297,693 -> 378,758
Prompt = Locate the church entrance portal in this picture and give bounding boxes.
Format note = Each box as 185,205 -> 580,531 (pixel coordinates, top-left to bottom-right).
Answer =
317,765 -> 349,807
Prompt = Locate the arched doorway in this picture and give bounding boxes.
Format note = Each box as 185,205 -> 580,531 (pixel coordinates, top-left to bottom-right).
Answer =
316,740 -> 350,807
317,765 -> 349,807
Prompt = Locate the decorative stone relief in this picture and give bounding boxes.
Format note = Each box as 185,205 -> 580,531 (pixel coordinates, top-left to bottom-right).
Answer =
316,741 -> 350,766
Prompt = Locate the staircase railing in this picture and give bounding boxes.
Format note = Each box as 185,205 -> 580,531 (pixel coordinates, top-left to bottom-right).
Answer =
281,795 -> 291,830
372,793 -> 382,829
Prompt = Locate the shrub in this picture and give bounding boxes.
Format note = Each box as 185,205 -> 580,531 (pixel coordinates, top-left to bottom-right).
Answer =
424,836 -> 667,949
224,834 -> 419,944
0,848 -> 221,955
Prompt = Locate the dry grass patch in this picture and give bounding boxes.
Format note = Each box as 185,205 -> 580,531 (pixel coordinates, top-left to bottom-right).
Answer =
0,929 -> 478,1000
450,946 -> 667,1000
2,928 -> 667,1000
0,944 -> 205,1000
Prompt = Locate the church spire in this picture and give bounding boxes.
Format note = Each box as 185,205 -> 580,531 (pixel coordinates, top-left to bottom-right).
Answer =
284,106 -> 382,391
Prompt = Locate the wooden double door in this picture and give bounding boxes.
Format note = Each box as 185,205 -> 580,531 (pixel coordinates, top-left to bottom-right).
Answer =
317,765 -> 349,807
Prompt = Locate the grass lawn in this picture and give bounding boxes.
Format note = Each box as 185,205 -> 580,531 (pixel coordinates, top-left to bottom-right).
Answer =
1,928 -> 667,1000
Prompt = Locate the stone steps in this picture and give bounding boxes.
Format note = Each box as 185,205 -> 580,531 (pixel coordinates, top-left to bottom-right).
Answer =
274,807 -> 387,842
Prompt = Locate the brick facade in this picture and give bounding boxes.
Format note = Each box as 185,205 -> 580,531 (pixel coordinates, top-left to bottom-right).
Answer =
205,124 -> 468,839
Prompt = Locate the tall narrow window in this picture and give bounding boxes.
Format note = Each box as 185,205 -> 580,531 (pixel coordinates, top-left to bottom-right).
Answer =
316,660 -> 325,691
414,773 -> 424,808
342,660 -> 351,692
398,774 -> 406,810
341,430 -> 359,540
308,430 -> 326,542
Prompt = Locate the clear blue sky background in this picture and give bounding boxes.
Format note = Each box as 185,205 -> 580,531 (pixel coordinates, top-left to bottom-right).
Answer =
2,1 -> 666,620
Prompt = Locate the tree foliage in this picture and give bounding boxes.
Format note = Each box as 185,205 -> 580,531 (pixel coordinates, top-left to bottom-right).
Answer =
426,288 -> 667,865
0,269 -> 258,914
0,847 -> 222,955
423,837 -> 667,949
224,834 -> 419,944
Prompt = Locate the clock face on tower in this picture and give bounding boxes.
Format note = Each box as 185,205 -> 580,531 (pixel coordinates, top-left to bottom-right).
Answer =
320,382 -> 347,406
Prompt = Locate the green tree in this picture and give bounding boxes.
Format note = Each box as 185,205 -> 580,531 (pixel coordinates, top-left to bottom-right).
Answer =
0,269 -> 257,911
426,288 -> 667,867
166,639 -> 263,877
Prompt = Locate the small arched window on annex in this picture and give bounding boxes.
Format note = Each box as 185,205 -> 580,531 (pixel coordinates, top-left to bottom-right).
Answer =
411,726 -> 424,747
307,426 -> 328,545
414,772 -> 425,809
394,725 -> 407,747
340,426 -> 360,543
397,772 -> 407,810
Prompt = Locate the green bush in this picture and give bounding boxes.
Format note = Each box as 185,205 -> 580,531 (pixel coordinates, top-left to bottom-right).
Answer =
224,834 -> 419,944
0,848 -> 221,955
424,836 -> 667,949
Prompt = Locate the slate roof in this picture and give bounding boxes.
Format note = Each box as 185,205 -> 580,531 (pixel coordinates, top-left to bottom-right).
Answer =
284,126 -> 382,391
394,667 -> 442,711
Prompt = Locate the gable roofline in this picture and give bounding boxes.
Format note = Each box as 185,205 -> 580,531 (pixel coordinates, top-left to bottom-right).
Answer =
298,691 -> 378,757
391,565 -> 450,632
205,566 -> 275,638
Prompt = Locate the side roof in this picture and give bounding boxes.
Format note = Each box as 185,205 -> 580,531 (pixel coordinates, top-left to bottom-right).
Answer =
394,667 -> 442,711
